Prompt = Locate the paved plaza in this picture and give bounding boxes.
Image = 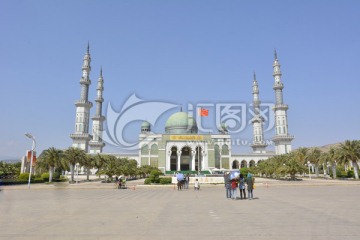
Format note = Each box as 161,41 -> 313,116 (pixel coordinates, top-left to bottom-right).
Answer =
1,179 -> 360,240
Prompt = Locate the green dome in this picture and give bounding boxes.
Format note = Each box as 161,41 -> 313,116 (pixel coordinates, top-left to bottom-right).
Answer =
165,112 -> 198,134
141,121 -> 150,128
141,121 -> 151,133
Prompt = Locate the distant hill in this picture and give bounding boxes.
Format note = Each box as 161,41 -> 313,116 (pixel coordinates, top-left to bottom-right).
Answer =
0,158 -> 22,163
316,142 -> 343,152
298,142 -> 343,153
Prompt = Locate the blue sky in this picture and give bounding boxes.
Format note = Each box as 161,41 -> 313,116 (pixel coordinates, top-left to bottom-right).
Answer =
1,0 -> 360,159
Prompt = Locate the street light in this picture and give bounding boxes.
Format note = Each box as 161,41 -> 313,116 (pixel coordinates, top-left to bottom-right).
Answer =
307,161 -> 311,180
25,133 -> 36,189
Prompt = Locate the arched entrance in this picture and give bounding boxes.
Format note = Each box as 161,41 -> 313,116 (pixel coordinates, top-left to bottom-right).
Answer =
195,146 -> 202,171
170,146 -> 178,171
180,146 -> 191,171
249,160 -> 255,167
241,160 -> 247,168
232,160 -> 239,169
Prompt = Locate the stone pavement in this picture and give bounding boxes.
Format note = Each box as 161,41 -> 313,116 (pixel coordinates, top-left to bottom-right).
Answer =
0,179 -> 359,240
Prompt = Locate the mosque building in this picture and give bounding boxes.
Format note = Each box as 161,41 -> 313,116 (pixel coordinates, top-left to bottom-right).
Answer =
70,45 -> 294,173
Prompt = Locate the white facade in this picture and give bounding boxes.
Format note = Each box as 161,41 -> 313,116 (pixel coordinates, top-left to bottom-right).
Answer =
69,48 -> 294,172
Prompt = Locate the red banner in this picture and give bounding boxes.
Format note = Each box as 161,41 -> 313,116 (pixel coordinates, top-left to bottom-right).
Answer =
32,151 -> 36,166
199,108 -> 209,117
27,151 -> 32,162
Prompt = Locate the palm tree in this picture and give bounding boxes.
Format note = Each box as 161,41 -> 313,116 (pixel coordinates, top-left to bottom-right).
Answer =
293,147 -> 309,164
283,152 -> 307,180
98,155 -> 119,181
93,154 -> 107,178
307,148 -> 321,177
63,147 -> 87,182
338,140 -> 360,179
326,147 -> 339,179
37,147 -> 63,182
83,154 -> 95,181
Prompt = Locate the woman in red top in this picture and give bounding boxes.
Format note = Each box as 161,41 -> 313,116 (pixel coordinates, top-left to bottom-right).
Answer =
231,179 -> 238,200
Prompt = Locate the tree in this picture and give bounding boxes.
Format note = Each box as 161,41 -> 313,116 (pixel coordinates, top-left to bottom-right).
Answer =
63,147 -> 87,182
307,148 -> 321,177
338,140 -> 360,179
0,161 -> 20,179
293,147 -> 309,164
283,152 -> 307,180
327,147 -> 339,179
98,155 -> 119,181
83,154 -> 95,181
37,147 -> 63,182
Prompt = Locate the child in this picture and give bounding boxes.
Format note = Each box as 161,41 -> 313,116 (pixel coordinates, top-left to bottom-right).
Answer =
194,179 -> 200,190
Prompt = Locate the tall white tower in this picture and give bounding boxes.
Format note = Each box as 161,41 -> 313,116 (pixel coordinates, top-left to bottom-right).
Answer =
70,44 -> 93,151
251,72 -> 267,153
271,50 -> 294,154
89,68 -> 106,153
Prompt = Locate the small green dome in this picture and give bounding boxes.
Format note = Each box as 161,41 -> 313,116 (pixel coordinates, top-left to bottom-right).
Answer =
165,112 -> 198,134
141,121 -> 150,128
141,121 -> 151,133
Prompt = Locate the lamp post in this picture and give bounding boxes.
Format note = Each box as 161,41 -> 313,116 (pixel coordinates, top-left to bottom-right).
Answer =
25,133 -> 36,189
76,163 -> 80,184
307,161 -> 311,180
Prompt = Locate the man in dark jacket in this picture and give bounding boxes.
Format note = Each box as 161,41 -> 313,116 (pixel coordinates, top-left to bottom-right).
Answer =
224,172 -> 231,199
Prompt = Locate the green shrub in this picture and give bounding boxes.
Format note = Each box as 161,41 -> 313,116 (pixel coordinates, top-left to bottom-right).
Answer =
347,170 -> 355,178
33,178 -> 45,183
0,178 -> 44,185
53,172 -> 61,180
19,173 -> 32,180
148,170 -> 161,183
144,178 -> 152,185
41,173 -> 50,181
159,177 -> 172,184
0,179 -> 28,185
339,171 -> 348,178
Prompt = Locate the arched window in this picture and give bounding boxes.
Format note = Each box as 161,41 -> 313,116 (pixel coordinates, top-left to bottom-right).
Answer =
141,145 -> 149,155
221,144 -> 229,155
150,144 -> 158,155
214,144 -> 220,168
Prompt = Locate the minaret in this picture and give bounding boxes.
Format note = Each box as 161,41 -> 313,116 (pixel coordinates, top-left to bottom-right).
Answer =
70,44 -> 93,151
251,72 -> 267,153
89,68 -> 106,153
271,50 -> 294,154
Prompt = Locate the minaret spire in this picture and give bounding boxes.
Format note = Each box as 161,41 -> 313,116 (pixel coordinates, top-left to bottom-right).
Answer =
89,68 -> 106,153
271,50 -> 294,155
251,72 -> 267,153
70,44 -> 93,152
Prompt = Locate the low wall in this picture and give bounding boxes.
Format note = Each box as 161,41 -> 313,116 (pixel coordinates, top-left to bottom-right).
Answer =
172,177 -> 224,184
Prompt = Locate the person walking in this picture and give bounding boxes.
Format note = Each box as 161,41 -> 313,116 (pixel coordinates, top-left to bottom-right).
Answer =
231,179 -> 238,200
194,179 -> 200,190
238,173 -> 246,199
224,172 -> 231,199
185,174 -> 190,189
246,172 -> 255,200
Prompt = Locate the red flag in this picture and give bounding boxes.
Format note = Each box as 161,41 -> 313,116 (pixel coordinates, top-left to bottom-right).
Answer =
199,108 -> 209,117
27,150 -> 32,162
32,151 -> 37,166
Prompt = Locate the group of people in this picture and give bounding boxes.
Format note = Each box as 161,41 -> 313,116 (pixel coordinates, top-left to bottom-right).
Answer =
115,176 -> 127,189
175,173 -> 200,191
224,172 -> 255,200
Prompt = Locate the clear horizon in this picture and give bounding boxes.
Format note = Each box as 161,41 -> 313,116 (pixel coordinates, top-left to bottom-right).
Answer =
1,0 -> 360,160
